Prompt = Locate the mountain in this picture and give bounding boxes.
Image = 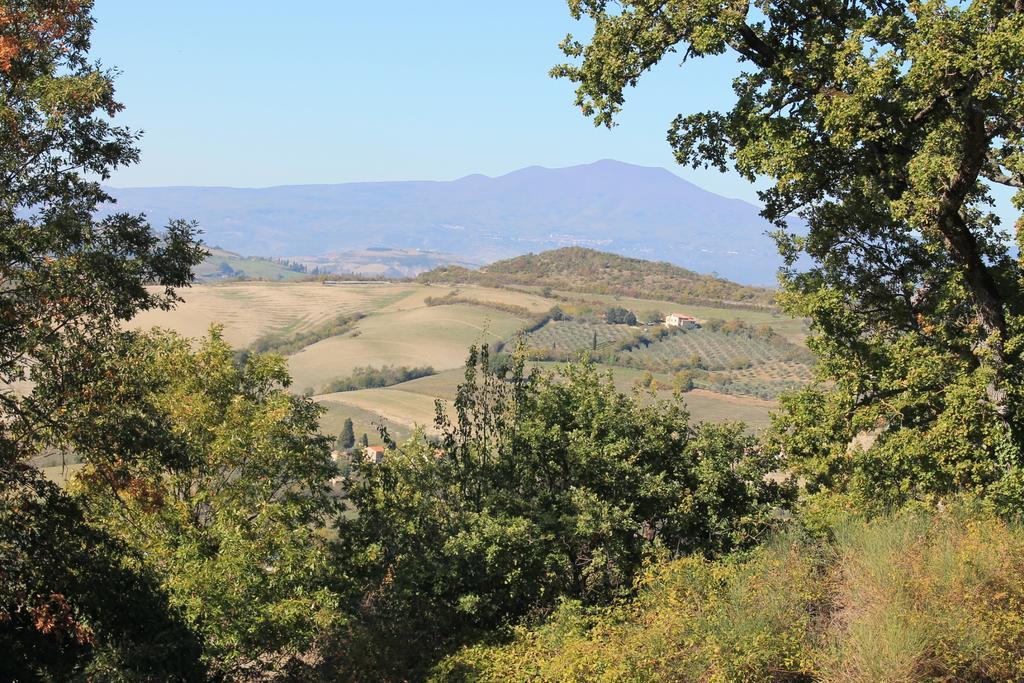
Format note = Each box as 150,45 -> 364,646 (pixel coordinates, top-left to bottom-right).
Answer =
418,247 -> 776,309
103,160 -> 788,284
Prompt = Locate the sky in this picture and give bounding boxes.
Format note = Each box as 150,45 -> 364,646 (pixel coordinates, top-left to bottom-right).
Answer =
88,1 -> 1017,227
89,1 -> 757,200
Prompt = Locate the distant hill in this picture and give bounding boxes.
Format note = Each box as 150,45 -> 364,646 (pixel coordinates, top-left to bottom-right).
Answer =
104,160 -> 790,285
195,247 -> 308,282
418,247 -> 776,309
289,247 -> 479,279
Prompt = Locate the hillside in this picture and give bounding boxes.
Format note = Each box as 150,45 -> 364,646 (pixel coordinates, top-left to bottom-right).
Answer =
103,160 -> 790,284
418,247 -> 776,309
194,247 -> 309,282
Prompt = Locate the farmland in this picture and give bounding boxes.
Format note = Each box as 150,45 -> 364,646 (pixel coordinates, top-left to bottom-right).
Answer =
125,267 -> 812,442
519,318 -> 813,400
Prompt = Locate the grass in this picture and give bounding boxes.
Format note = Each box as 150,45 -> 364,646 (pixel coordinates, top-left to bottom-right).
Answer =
317,400 -> 413,446
437,505 -> 1024,682
520,319 -> 812,400
287,304 -> 526,394
39,463 -> 85,487
389,363 -> 776,431
315,388 -> 445,435
557,290 -> 808,343
194,248 -> 309,282
128,281 -> 414,348
129,280 -> 804,437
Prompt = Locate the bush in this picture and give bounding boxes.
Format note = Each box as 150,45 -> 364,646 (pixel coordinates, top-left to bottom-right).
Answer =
436,504 -> 1024,682
323,365 -> 435,393
331,350 -> 793,678
250,312 -> 363,355
605,306 -> 637,325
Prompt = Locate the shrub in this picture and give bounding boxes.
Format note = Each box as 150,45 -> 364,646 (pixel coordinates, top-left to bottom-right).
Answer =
332,350 -> 793,678
436,505 -> 1024,682
323,365 -> 435,393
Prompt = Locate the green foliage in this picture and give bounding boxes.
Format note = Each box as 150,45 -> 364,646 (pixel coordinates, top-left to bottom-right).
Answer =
556,0 -> 1024,512
1,465 -> 205,681
0,0 -> 205,667
604,306 -> 637,325
338,417 -> 356,450
71,329 -> 343,679
438,505 -> 1024,682
418,247 -> 776,308
323,364 -> 436,394
331,348 -> 793,677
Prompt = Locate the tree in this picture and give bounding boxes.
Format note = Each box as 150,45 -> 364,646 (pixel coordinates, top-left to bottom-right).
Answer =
0,0 -> 202,460
1,466 -> 205,681
360,433 -> 369,447
332,347 -> 791,677
641,309 -> 664,324
338,417 -> 356,450
556,0 -> 1024,509
72,329 -> 343,679
0,0 -> 203,667
605,306 -> 637,325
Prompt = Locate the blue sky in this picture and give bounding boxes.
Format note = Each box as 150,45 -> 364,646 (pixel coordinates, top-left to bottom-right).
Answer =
90,1 -> 755,199
89,1 -> 1017,227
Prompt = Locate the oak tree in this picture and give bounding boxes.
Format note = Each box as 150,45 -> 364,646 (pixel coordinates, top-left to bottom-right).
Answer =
556,0 -> 1024,507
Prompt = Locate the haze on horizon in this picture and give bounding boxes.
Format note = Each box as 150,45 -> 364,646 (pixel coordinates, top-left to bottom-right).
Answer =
91,0 -> 1016,229
91,1 -> 759,200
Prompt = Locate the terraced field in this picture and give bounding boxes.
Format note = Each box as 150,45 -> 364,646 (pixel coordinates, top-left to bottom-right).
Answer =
621,329 -> 809,368
520,319 -> 813,400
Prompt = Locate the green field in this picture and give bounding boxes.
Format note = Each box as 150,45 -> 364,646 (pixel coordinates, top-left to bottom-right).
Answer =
194,247 -> 310,282
317,399 -> 414,446
547,290 -> 809,343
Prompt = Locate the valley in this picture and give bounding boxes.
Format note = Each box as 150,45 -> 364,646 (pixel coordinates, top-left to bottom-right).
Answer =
128,248 -> 812,445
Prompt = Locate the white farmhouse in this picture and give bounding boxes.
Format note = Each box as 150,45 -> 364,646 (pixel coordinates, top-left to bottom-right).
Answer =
664,312 -> 699,328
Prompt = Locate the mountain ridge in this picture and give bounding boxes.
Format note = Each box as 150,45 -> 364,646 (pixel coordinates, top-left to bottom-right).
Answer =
102,159 -> 787,284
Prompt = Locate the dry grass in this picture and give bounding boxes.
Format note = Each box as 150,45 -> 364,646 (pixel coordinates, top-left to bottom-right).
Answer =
315,389 -> 447,436
287,304 -> 526,393
127,281 -> 797,437
437,507 -> 1024,683
128,282 -> 415,348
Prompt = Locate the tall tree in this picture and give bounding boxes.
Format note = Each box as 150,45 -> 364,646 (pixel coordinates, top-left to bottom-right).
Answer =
338,417 -> 356,450
0,0 -> 204,669
72,329 -> 343,679
333,348 -> 790,677
555,0 -> 1024,508
0,0 -> 202,460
